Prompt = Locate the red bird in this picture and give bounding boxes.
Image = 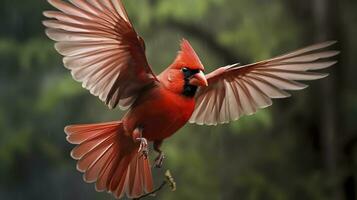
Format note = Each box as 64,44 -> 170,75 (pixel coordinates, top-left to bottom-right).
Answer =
43,0 -> 339,198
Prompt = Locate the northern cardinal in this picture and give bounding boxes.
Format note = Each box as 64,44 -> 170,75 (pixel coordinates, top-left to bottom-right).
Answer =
43,0 -> 339,199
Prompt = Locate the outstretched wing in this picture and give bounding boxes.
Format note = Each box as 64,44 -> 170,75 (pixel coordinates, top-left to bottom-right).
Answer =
43,0 -> 157,109
189,41 -> 339,125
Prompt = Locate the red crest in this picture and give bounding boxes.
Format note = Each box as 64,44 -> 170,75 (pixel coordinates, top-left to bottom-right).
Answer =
172,39 -> 205,71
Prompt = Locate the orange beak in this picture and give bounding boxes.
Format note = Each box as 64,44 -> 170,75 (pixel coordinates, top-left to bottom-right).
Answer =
189,71 -> 208,87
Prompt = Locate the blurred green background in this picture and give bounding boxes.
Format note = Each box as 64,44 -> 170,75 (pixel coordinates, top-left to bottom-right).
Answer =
0,0 -> 356,199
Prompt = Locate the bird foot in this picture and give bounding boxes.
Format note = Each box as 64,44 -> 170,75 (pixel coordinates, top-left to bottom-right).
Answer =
136,137 -> 148,158
154,153 -> 165,168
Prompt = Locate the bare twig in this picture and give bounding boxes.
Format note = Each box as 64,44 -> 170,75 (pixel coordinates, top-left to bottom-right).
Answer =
133,181 -> 167,200
132,170 -> 176,200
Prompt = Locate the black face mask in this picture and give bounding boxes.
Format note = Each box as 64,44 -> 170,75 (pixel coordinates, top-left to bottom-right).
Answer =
182,67 -> 199,97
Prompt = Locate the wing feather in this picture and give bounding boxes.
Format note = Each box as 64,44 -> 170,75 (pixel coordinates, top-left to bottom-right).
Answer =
43,0 -> 157,109
190,41 -> 339,125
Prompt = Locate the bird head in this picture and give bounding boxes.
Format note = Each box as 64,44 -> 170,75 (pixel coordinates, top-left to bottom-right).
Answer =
159,39 -> 208,97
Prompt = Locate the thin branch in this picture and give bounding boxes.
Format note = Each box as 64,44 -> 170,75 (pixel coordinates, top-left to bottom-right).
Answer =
132,170 -> 176,200
133,181 -> 167,200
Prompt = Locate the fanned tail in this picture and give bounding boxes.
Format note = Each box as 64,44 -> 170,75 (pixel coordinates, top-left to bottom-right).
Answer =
65,121 -> 154,199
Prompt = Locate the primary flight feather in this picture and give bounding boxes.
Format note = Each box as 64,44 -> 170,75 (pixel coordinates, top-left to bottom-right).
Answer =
43,0 -> 339,198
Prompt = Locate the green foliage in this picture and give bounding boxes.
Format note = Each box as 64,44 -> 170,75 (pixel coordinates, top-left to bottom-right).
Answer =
229,109 -> 272,133
36,75 -> 83,112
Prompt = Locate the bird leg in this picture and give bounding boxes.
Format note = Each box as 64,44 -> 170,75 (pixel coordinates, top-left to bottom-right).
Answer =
133,127 -> 148,158
154,140 -> 165,168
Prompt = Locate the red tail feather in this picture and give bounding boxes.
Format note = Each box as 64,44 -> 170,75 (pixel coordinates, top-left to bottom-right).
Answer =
65,121 -> 154,199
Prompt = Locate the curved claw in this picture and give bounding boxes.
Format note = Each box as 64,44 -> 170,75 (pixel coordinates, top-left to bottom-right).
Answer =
136,137 -> 148,158
154,153 -> 165,168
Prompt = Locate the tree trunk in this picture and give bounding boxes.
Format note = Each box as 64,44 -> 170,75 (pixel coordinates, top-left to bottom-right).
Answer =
313,0 -> 343,199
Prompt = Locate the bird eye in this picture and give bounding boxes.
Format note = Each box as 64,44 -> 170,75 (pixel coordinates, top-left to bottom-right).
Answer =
182,67 -> 189,73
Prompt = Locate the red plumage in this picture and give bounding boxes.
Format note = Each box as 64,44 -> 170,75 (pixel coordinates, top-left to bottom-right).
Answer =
172,39 -> 205,71
43,0 -> 339,199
